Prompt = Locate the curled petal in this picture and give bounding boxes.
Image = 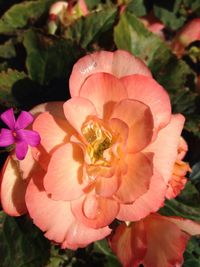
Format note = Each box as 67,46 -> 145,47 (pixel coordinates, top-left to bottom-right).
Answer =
0,108 -> 15,130
79,73 -> 127,119
71,193 -> 119,229
111,99 -> 153,153
0,128 -> 14,146
167,217 -> 200,236
15,111 -> 34,129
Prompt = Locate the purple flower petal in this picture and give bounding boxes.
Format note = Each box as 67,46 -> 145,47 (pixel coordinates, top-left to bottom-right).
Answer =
0,108 -> 16,130
16,129 -> 41,147
15,111 -> 34,130
0,128 -> 15,146
15,141 -> 28,160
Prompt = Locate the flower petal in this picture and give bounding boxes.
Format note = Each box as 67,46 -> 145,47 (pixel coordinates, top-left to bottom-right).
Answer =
26,169 -> 111,249
111,99 -> 153,153
1,156 -> 28,216
15,111 -> 34,130
143,214 -> 189,267
0,128 -> 14,146
16,129 -> 40,147
15,141 -> 28,160
117,169 -> 166,221
69,50 -> 151,97
109,221 -> 147,267
33,111 -> 72,154
63,97 -> 97,135
167,217 -> 200,236
79,73 -> 127,119
44,143 -> 85,201
71,193 -> 119,228
144,114 -> 185,184
121,74 -> 171,132
95,174 -> 121,197
0,108 -> 15,130
114,153 -> 152,204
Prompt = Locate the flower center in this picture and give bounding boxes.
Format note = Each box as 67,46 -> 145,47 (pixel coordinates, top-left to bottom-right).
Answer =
82,120 -> 112,164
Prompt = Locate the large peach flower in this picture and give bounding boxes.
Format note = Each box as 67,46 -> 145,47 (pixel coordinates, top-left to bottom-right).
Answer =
109,213 -> 200,267
0,50 -> 185,248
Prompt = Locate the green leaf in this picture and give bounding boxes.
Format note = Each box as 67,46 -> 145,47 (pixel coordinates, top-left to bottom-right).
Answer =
153,0 -> 186,30
85,0 -> 101,10
0,69 -> 27,106
64,7 -> 118,49
0,0 -> 56,34
0,212 -> 50,267
93,240 -> 122,267
190,161 -> 200,185
183,237 -> 200,267
126,0 -> 147,16
159,199 -> 200,222
23,29 -> 83,85
185,116 -> 200,138
114,12 -> 197,118
0,39 -> 16,59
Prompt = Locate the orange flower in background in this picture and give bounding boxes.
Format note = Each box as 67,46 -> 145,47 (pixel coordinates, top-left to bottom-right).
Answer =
0,50 -> 185,248
172,18 -> 200,57
166,137 -> 191,199
109,213 -> 200,267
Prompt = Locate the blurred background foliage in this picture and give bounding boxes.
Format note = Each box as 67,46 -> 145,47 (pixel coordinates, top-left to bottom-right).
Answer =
0,0 -> 200,266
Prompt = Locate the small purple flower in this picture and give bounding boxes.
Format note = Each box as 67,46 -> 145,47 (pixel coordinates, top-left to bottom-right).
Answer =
0,108 -> 40,160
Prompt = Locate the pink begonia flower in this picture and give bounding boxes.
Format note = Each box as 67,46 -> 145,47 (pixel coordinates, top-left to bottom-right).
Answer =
48,0 -> 88,34
166,137 -> 191,199
140,12 -> 165,37
109,213 -> 200,267
0,108 -> 40,160
172,18 -> 200,57
0,50 -> 185,248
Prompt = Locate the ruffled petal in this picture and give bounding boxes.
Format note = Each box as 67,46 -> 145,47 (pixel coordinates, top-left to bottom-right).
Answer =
121,74 -> 171,133
111,99 -> 153,153
79,73 -> 127,119
15,111 -> 34,129
69,50 -> 151,97
1,156 -> 28,216
63,97 -> 97,135
44,143 -> 85,201
95,174 -> 121,197
71,193 -> 119,228
25,169 -> 111,249
0,108 -> 15,130
0,128 -> 14,146
15,141 -> 28,160
114,153 -> 152,204
144,114 -> 185,184
16,129 -> 40,147
117,168 -> 166,221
